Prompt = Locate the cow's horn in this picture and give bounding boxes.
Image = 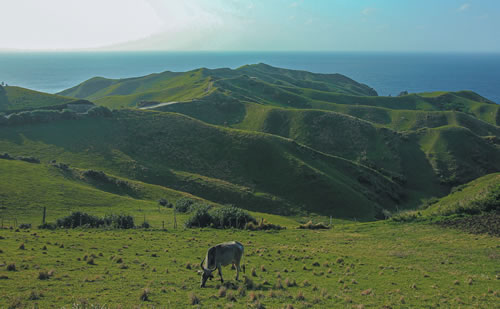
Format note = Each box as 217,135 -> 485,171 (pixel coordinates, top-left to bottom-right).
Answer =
200,257 -> 206,270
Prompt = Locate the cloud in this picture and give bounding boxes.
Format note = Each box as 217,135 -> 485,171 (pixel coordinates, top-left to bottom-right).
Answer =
458,3 -> 470,11
361,7 -> 376,16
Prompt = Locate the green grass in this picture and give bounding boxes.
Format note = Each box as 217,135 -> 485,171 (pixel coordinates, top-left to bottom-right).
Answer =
0,221 -> 498,307
0,110 -> 401,219
391,173 -> 499,225
0,86 -> 74,112
0,158 -> 297,228
425,173 -> 499,216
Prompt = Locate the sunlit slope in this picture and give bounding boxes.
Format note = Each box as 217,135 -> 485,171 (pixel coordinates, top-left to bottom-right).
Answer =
0,85 -> 76,112
0,158 -> 213,223
59,70 -> 214,109
0,110 -> 402,219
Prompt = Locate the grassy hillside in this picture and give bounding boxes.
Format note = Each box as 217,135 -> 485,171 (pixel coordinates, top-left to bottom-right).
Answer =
0,110 -> 402,219
0,86 -> 75,112
417,173 -> 499,217
0,158 -> 297,228
159,99 -> 498,203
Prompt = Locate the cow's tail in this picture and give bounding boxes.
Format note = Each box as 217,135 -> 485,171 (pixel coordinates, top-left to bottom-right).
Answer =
241,245 -> 246,273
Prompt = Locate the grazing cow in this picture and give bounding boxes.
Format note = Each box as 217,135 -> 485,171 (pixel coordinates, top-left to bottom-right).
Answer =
199,241 -> 244,288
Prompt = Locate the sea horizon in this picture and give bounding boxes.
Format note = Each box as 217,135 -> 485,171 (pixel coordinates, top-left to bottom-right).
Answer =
1,51 -> 499,103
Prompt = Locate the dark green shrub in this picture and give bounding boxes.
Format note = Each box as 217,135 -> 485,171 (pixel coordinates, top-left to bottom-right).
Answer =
17,156 -> 40,164
83,169 -> 108,181
175,197 -> 195,213
184,205 -> 256,229
103,214 -> 135,229
139,221 -> 151,229
211,206 -> 256,229
184,205 -> 212,228
53,212 -> 135,229
56,211 -> 102,228
0,153 -> 13,160
18,223 -> 31,229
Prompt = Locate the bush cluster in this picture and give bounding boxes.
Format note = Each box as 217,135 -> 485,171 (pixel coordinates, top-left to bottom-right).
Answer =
0,153 -> 41,164
158,198 -> 173,208
42,212 -> 135,229
185,205 -> 256,229
0,153 -> 14,160
174,197 -> 196,213
17,156 -> 40,164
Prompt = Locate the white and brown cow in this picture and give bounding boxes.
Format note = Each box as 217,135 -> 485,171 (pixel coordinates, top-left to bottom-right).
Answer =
199,241 -> 244,287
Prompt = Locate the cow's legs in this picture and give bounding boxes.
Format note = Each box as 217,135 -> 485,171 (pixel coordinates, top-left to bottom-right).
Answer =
235,263 -> 241,281
218,265 -> 224,283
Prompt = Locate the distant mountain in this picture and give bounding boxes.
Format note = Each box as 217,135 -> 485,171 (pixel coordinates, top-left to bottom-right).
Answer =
58,63 -> 498,126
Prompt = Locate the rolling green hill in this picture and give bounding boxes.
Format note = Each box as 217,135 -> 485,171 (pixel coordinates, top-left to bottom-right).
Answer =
0,85 -> 78,112
0,109 -> 402,219
2,64 -> 498,220
58,64 -> 499,126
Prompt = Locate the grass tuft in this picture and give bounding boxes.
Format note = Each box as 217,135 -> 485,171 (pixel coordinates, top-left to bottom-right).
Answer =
139,288 -> 150,301
38,271 -> 50,280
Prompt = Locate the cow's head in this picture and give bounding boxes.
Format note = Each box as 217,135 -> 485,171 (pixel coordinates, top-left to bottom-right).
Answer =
199,247 -> 217,287
199,259 -> 215,287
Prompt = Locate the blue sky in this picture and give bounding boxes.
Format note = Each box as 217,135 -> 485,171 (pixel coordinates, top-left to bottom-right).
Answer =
1,0 -> 499,52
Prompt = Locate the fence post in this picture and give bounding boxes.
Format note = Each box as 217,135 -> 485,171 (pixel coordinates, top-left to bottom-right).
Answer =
330,216 -> 332,226
42,207 -> 46,225
174,210 -> 177,229
162,221 -> 165,230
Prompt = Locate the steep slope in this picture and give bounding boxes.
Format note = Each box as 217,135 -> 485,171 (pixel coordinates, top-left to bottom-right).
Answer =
0,109 -> 401,219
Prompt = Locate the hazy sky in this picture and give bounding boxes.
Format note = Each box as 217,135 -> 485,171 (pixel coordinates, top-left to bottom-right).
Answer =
1,0 -> 499,52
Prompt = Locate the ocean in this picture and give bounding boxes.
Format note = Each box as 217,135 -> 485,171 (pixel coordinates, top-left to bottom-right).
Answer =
0,51 -> 499,103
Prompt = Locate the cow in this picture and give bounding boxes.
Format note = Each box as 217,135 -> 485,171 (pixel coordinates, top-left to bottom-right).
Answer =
199,241 -> 244,288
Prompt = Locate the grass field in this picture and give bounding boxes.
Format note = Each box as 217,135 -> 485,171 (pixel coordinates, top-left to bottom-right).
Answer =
0,221 -> 498,308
